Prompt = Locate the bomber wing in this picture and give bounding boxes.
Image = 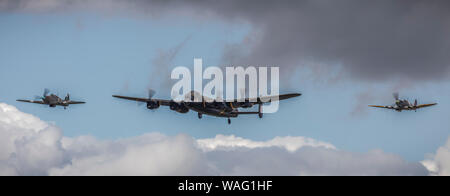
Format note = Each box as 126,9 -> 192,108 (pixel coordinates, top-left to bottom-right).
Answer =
226,93 -> 302,103
112,95 -> 171,106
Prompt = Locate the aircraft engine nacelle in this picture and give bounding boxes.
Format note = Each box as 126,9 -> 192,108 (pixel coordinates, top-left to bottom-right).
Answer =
170,102 -> 189,113
240,102 -> 254,108
177,105 -> 189,113
147,101 -> 160,110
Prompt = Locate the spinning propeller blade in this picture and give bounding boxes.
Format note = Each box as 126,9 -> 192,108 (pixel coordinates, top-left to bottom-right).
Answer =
393,92 -> 399,100
43,88 -> 50,97
148,89 -> 155,99
137,89 -> 155,106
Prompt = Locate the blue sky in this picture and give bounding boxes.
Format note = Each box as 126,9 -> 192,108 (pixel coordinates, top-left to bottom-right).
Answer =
1,11 -> 449,163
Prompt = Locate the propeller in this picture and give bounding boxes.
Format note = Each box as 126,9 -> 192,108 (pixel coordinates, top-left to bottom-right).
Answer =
138,89 -> 156,106
35,88 -> 50,100
44,88 -> 50,97
414,99 -> 417,112
148,89 -> 157,111
63,94 -> 69,110
148,89 -> 156,99
393,92 -> 399,100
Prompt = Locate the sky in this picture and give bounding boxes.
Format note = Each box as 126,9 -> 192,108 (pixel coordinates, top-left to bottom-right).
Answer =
1,0 -> 450,176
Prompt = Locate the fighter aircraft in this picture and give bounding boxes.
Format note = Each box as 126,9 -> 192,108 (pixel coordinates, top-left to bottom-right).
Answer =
112,90 -> 301,124
17,89 -> 85,109
369,92 -> 437,112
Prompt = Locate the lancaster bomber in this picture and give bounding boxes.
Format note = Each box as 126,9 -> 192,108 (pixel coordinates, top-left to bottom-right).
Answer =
369,92 -> 437,112
17,89 -> 85,109
113,90 -> 301,124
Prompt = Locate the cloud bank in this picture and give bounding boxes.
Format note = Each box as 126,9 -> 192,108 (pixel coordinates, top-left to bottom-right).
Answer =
0,103 -> 434,176
422,137 -> 450,176
2,0 -> 450,81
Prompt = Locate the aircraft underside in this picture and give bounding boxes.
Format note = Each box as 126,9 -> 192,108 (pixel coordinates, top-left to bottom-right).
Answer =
185,103 -> 238,118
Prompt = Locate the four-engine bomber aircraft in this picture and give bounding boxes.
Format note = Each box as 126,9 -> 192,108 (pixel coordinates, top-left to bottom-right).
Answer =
17,89 -> 85,109
14,89 -> 438,118
113,90 -> 301,124
369,92 -> 437,112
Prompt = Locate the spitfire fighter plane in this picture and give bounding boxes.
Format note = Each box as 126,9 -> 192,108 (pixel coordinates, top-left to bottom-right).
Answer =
369,92 -> 436,112
113,90 -> 301,124
17,89 -> 85,109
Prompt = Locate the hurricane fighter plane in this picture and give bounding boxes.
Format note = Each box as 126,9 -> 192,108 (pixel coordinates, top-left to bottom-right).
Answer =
113,90 -> 301,124
17,89 -> 85,109
369,92 -> 436,112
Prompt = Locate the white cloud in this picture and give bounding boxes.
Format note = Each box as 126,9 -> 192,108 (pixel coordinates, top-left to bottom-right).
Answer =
205,147 -> 427,176
0,103 -> 66,175
0,103 -> 431,176
51,133 -> 208,176
421,138 -> 450,176
197,134 -> 336,152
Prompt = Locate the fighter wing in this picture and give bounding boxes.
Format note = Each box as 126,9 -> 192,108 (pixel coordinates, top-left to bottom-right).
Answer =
226,93 -> 302,103
112,95 -> 171,106
16,99 -> 46,104
416,103 -> 437,109
67,101 -> 86,104
368,105 -> 395,109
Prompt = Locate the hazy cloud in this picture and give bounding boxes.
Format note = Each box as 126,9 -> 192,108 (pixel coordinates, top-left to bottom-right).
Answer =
197,134 -> 336,152
51,133 -> 209,175
207,148 -> 427,176
3,0 -> 450,81
0,103 -> 67,175
422,137 -> 450,176
0,102 -> 432,176
149,36 -> 191,90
